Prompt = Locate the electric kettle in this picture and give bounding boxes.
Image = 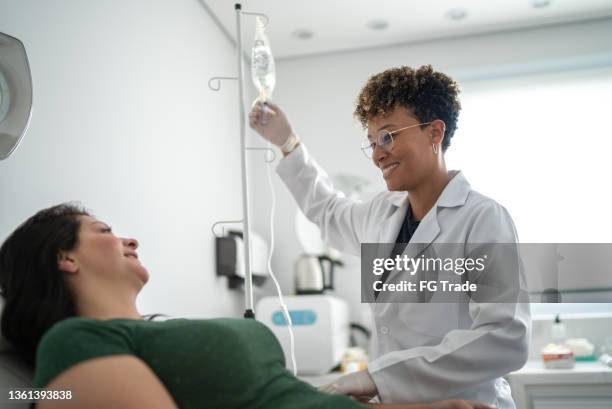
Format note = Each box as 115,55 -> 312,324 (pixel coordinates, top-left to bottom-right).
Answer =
295,254 -> 343,294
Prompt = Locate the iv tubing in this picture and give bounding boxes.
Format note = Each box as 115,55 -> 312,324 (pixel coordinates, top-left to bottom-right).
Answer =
265,145 -> 297,375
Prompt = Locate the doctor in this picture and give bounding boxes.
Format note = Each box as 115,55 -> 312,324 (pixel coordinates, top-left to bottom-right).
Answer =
249,65 -> 530,408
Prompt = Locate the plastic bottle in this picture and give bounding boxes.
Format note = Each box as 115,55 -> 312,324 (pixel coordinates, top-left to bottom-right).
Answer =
551,314 -> 567,344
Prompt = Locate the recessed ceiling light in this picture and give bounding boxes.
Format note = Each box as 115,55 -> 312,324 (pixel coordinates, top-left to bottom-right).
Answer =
531,0 -> 552,8
367,19 -> 389,31
445,8 -> 468,21
292,29 -> 314,40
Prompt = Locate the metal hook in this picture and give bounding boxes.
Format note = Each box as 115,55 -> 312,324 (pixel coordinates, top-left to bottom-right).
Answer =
246,147 -> 276,163
211,219 -> 243,238
241,12 -> 269,28
208,76 -> 238,91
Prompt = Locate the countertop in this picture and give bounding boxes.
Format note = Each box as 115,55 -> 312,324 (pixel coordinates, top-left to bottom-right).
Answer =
507,359 -> 612,384
299,360 -> 612,387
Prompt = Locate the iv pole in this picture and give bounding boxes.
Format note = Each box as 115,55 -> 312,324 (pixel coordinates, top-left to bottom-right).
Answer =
234,3 -> 255,319
209,4 -> 273,319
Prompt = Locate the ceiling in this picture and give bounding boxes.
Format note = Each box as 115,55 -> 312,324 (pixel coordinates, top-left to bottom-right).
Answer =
201,0 -> 612,60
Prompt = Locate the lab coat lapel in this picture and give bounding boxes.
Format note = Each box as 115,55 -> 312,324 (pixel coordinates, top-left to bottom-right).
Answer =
398,171 -> 470,260
406,207 -> 441,252
370,195 -> 409,308
371,196 -> 409,283
405,170 -> 470,249
378,195 -> 409,244
378,202 -> 441,303
400,211 -> 441,303
372,193 -> 441,305
376,171 -> 471,303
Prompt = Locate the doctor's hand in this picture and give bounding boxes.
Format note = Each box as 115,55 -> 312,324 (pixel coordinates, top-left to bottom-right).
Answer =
318,370 -> 378,399
367,400 -> 495,409
429,400 -> 496,409
248,101 -> 298,151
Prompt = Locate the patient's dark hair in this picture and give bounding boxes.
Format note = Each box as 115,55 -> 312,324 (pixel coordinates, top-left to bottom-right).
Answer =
0,203 -> 89,365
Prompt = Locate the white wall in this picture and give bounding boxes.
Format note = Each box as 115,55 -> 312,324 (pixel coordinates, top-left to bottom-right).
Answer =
0,0 -> 247,318
3,3 -> 610,323
247,17 -> 612,325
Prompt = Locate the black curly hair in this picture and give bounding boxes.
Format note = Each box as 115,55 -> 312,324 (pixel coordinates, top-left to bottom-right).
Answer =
354,65 -> 461,152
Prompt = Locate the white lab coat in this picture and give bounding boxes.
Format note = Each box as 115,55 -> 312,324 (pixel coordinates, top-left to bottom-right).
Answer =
276,144 -> 531,408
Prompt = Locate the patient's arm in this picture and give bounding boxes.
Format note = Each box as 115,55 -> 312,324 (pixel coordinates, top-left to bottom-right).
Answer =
36,355 -> 178,409
369,400 -> 493,409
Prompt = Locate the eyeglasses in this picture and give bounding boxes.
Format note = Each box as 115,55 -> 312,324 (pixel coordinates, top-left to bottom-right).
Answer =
361,122 -> 432,159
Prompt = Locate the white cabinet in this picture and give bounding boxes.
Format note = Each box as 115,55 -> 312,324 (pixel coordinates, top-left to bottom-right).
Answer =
507,361 -> 612,409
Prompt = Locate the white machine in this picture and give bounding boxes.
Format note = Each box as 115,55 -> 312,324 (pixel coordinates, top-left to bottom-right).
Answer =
257,294 -> 349,375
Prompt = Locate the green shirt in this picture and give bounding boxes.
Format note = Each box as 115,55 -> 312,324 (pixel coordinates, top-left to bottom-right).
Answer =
34,317 -> 366,409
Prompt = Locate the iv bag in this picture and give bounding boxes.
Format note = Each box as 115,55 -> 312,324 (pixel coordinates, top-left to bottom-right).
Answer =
251,16 -> 275,101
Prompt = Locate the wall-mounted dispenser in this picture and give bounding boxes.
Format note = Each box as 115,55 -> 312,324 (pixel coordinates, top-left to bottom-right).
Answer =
216,230 -> 269,289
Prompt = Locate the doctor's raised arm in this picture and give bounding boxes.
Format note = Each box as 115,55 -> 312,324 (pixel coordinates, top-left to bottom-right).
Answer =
249,65 -> 531,409
249,100 -> 376,256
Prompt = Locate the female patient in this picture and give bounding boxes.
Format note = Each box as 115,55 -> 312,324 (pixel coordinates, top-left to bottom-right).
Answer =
0,203 -> 492,409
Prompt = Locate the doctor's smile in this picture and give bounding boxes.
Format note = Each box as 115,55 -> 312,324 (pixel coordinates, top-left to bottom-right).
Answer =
380,161 -> 400,178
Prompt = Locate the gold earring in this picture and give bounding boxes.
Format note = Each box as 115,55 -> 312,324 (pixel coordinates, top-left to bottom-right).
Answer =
433,144 -> 438,154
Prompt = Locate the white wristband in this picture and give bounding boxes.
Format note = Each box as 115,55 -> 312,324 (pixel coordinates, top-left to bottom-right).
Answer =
280,133 -> 300,154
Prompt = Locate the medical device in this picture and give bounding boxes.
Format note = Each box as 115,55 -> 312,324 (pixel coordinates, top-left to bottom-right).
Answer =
209,4 -> 297,375
216,230 -> 269,288
0,32 -> 33,161
257,295 -> 350,375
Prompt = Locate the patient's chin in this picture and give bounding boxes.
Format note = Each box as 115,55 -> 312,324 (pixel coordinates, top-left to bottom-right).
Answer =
133,266 -> 150,286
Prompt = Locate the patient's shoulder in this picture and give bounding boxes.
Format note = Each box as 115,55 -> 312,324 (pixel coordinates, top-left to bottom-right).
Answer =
34,317 -> 135,388
38,317 -> 134,352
